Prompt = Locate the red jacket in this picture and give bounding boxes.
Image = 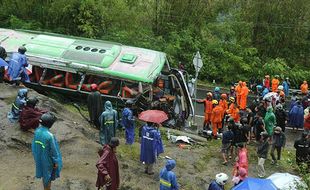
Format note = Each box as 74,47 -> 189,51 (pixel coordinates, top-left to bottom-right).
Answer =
305,114 -> 310,130
19,106 -> 46,130
96,145 -> 119,190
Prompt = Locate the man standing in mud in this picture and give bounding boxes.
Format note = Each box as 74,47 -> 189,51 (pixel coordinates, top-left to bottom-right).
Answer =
99,101 -> 118,145
87,84 -> 103,129
32,112 -> 62,190
96,137 -> 120,190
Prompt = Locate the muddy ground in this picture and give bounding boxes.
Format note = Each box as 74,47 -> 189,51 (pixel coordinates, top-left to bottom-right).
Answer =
0,83 -> 303,190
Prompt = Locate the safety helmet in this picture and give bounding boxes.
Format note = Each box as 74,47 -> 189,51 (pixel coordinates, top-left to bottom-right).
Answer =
206,92 -> 213,97
214,87 -> 220,92
215,173 -> 229,186
228,117 -> 235,123
277,85 -> 284,91
212,100 -> 218,105
90,83 -> 98,91
220,94 -> 227,99
26,97 -> 39,108
275,75 -> 279,78
229,97 -> 235,102
18,46 -> 27,54
40,112 -> 57,128
265,75 -> 270,78
230,86 -> 235,90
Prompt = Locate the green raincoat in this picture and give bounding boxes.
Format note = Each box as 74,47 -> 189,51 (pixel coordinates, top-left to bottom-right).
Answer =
99,101 -> 118,145
264,107 -> 276,135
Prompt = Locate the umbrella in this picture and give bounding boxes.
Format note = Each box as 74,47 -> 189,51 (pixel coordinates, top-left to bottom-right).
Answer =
268,173 -> 308,190
231,177 -> 277,190
0,58 -> 8,67
138,110 -> 168,124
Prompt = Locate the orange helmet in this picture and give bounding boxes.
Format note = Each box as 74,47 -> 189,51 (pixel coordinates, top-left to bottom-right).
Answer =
207,92 -> 213,97
221,94 -> 227,99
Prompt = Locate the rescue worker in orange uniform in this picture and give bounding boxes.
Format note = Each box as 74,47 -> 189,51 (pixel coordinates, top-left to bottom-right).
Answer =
271,75 -> 280,92
197,92 -> 213,130
239,82 -> 249,110
227,97 -> 240,123
211,100 -> 224,138
300,81 -> 308,95
235,81 -> 243,106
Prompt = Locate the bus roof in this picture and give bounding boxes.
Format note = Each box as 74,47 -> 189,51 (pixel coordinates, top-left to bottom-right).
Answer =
0,28 -> 166,83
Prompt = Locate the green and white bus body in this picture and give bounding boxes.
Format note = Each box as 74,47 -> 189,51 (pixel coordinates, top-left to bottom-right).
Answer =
0,28 -> 194,125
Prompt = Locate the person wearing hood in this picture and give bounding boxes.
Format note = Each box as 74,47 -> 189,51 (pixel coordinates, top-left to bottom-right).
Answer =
289,101 -> 304,132
282,77 -> 290,97
275,103 -> 287,132
264,107 -> 276,136
87,84 -> 103,129
239,82 -> 249,110
32,112 -> 62,190
271,75 -> 280,92
140,122 -> 164,175
235,81 -> 243,106
7,46 -> 30,84
289,92 -> 298,111
99,101 -> 118,145
262,86 -> 269,97
20,97 -> 47,131
208,173 -> 229,190
122,99 -> 135,145
0,45 -> 7,83
159,159 -> 179,190
96,137 -> 120,190
270,127 -> 286,165
7,88 -> 28,122
300,81 -> 308,95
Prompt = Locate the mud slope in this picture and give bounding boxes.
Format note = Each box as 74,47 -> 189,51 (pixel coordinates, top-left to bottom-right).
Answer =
0,83 -> 299,190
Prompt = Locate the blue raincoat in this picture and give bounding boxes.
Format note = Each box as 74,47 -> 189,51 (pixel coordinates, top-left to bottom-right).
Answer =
32,125 -> 62,187
208,180 -> 224,190
262,88 -> 269,97
160,160 -> 179,190
140,124 -> 164,164
7,52 -> 29,82
289,104 -> 304,128
282,81 -> 289,97
99,101 -> 118,145
7,88 -> 28,121
122,107 -> 135,144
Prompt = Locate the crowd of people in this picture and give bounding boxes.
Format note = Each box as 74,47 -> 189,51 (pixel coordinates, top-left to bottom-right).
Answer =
1,45 -> 309,190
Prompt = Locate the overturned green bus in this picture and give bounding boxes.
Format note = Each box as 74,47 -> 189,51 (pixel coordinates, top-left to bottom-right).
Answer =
0,28 -> 193,125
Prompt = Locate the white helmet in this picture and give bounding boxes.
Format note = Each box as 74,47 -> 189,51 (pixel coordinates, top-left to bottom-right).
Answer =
215,173 -> 229,185
278,85 -> 284,91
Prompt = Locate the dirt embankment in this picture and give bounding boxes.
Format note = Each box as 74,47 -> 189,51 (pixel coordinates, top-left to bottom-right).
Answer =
0,83 -> 300,190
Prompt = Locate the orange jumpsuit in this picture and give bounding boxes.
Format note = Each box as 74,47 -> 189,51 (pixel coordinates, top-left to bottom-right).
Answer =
203,99 -> 213,126
211,105 -> 224,135
301,83 -> 308,94
235,82 -> 242,105
219,99 -> 228,114
239,83 -> 249,110
227,103 -> 240,122
271,78 -> 279,92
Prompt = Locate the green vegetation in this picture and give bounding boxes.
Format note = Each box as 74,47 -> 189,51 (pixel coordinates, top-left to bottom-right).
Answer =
0,0 -> 309,86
